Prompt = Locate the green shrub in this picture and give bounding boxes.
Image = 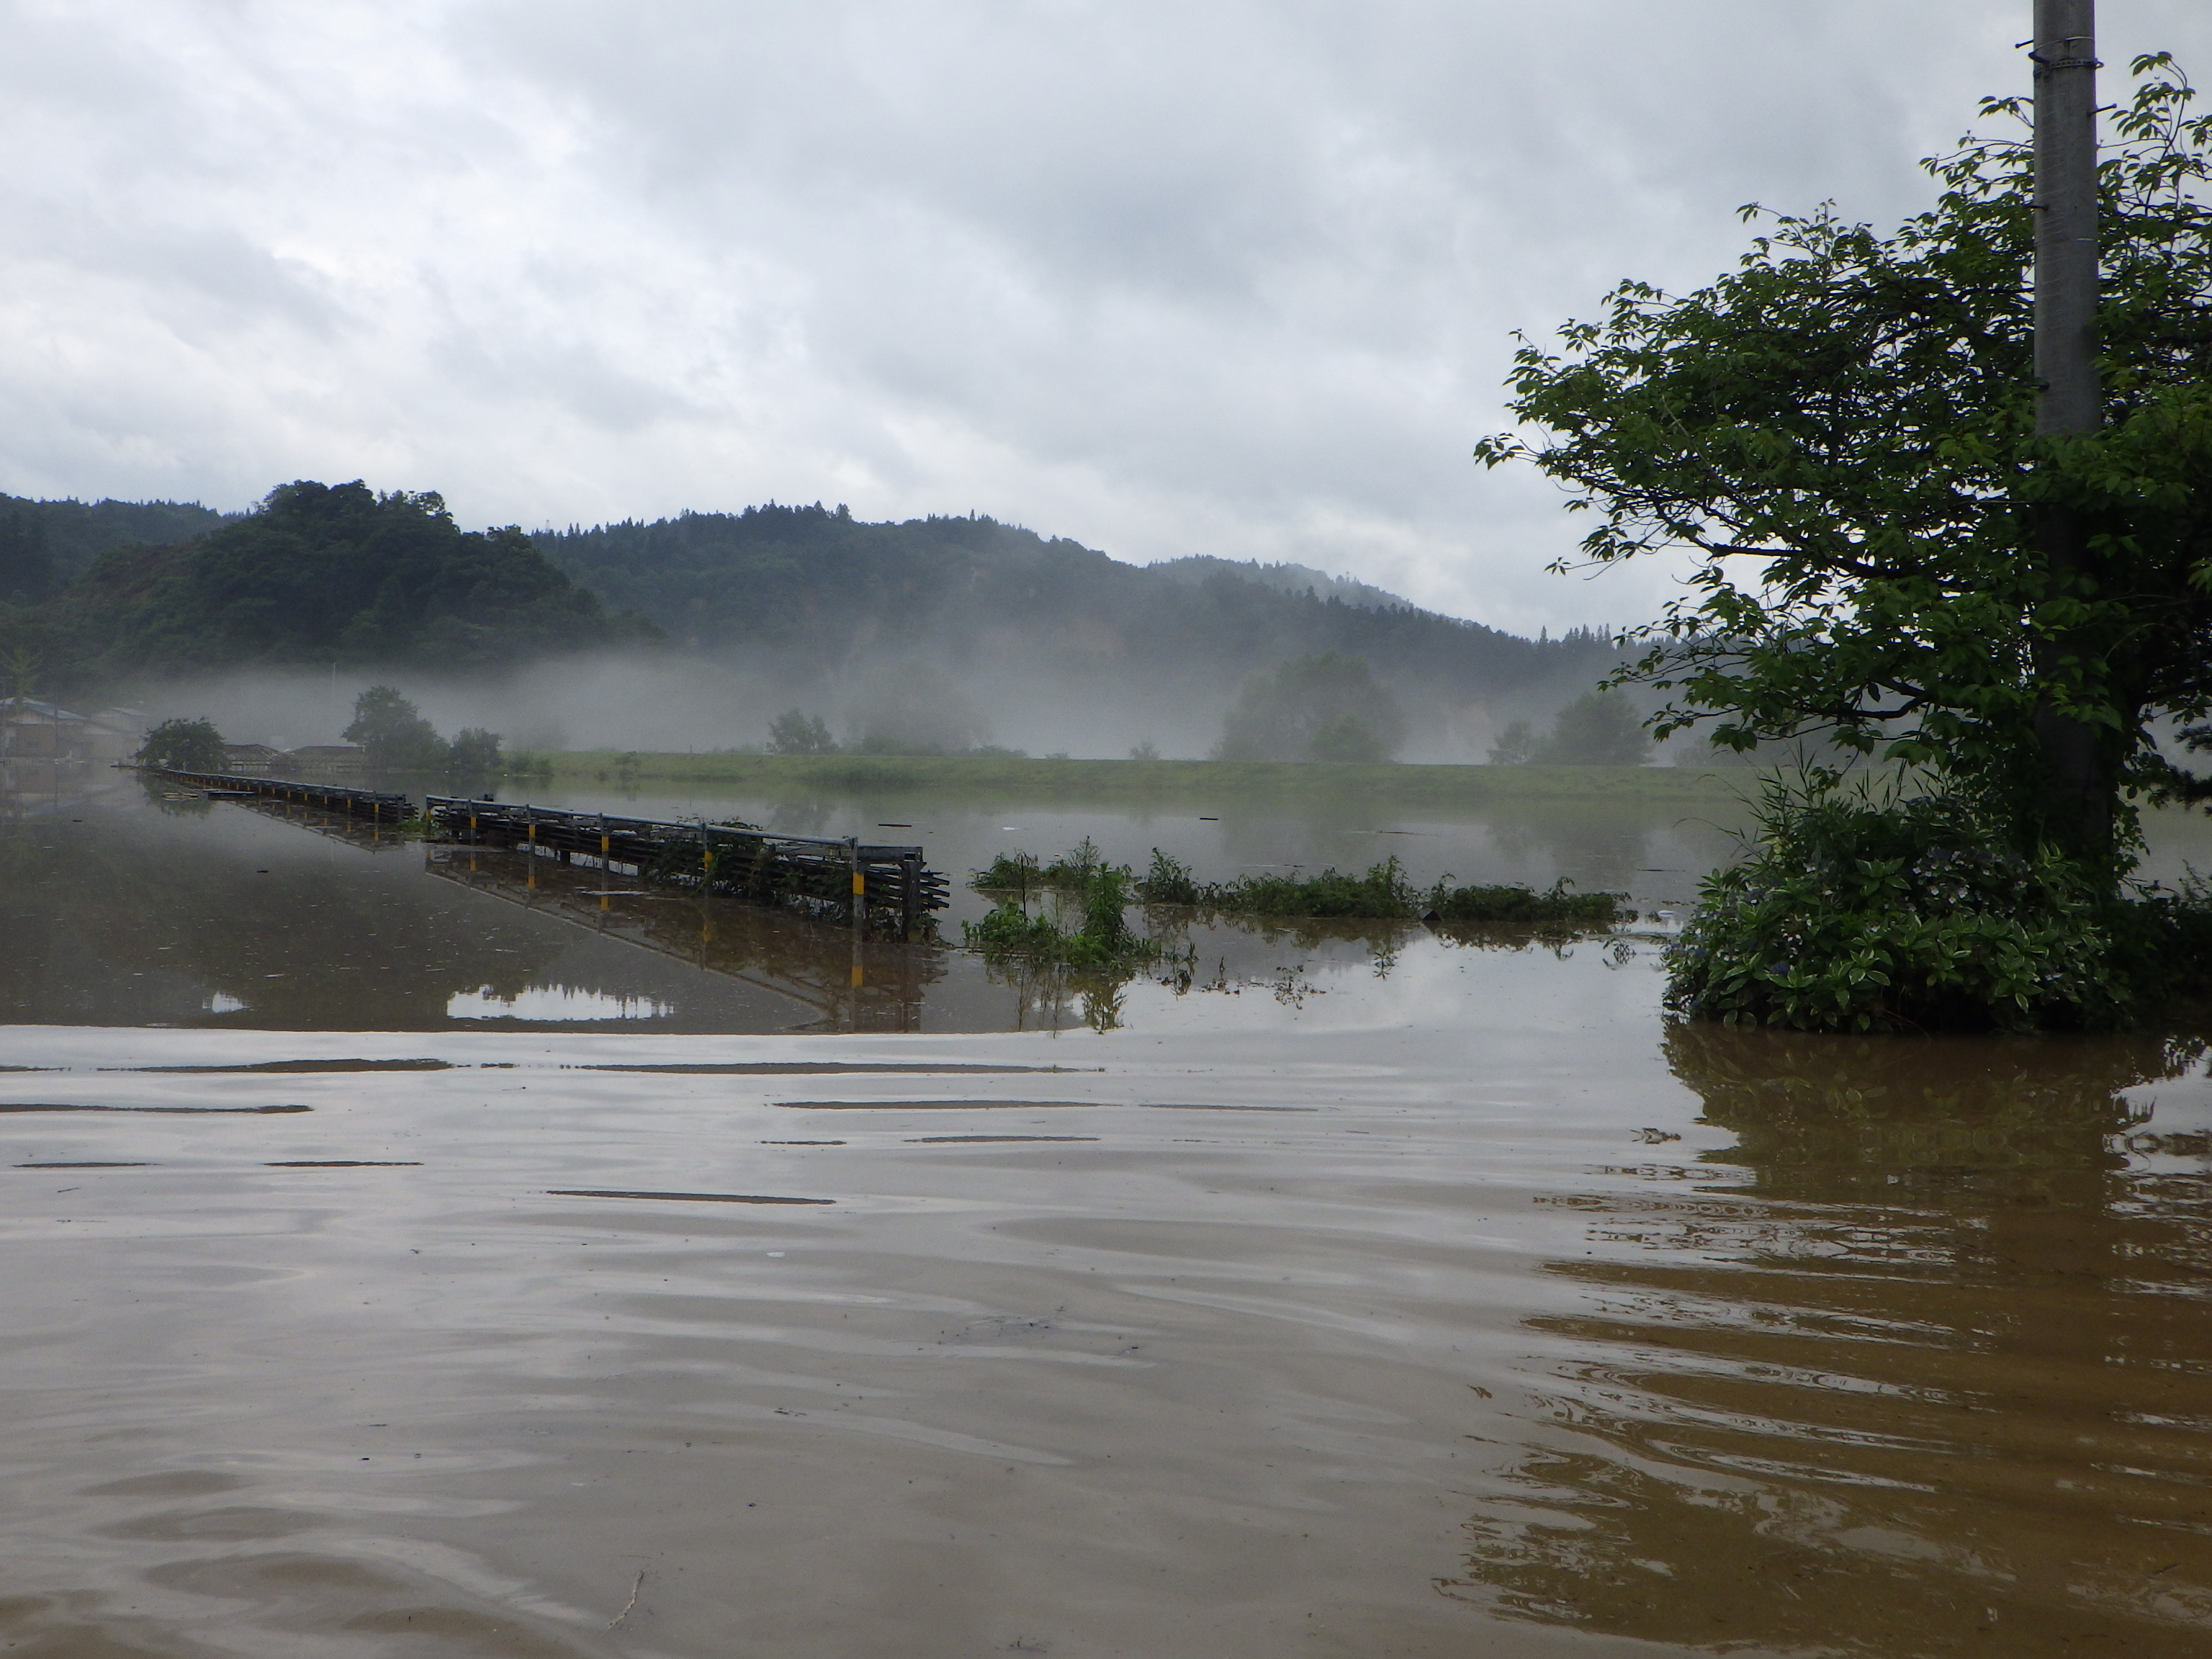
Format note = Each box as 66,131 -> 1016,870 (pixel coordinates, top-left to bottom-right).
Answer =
972,850 -> 1044,894
964,898 -> 1071,958
984,843 -> 1627,927
1429,878 -> 1622,925
973,838 -> 1110,895
1665,778 -> 2212,1033
963,863 -> 1161,971
1214,856 -> 1417,919
1134,848 -> 1203,906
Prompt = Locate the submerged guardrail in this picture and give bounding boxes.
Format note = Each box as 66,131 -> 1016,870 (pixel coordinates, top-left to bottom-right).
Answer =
142,768 -> 950,939
423,796 -> 949,939
152,768 -> 413,822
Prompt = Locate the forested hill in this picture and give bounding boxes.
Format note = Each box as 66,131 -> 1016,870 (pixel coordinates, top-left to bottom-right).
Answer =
533,504 -> 1612,719
0,495 -> 235,606
11,481 -> 653,692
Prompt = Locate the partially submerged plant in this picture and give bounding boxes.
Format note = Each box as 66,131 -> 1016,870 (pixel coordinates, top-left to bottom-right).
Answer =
1427,878 -> 1621,925
1665,771 -> 2212,1033
1133,848 -> 1627,927
964,862 -> 1167,973
972,850 -> 1043,896
1133,849 -> 1203,907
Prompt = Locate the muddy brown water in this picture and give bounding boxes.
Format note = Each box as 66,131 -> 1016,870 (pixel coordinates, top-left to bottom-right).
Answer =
3,772 -> 2211,1655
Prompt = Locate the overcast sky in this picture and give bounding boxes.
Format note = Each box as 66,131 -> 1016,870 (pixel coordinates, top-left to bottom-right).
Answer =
2,1 -> 2207,634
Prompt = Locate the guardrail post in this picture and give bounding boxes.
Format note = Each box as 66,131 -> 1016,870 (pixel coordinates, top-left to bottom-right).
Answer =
849,837 -> 866,992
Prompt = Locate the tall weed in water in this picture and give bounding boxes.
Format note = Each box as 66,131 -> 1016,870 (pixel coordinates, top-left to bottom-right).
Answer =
1208,857 -> 1417,919
1128,849 -> 1624,925
976,842 -> 1628,933
965,862 -> 1164,972
1666,772 -> 2212,1032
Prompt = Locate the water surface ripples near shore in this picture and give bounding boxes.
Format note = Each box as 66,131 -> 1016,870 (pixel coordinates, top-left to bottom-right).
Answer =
3,783 -> 2211,1655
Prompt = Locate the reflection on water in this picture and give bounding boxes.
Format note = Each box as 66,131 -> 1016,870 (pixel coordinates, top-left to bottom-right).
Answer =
1445,1022 -> 2212,1656
444,986 -> 675,1021
0,783 -> 999,1032
530,780 -> 1747,925
423,845 -> 943,1033
3,778 -> 1676,1036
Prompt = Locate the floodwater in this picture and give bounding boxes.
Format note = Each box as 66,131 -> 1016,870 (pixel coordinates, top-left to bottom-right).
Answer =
4,767 -> 2212,1657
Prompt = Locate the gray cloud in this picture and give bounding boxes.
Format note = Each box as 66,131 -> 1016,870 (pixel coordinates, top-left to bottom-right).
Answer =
1,0 -> 2206,632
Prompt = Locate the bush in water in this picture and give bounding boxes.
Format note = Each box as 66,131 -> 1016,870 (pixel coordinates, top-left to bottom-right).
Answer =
1665,774 -> 2212,1033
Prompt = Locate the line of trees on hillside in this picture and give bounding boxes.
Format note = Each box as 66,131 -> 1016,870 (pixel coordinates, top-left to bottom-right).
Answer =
2,482 -> 657,698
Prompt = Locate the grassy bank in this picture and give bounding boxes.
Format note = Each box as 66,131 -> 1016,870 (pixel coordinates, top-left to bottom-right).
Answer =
516,752 -> 1747,805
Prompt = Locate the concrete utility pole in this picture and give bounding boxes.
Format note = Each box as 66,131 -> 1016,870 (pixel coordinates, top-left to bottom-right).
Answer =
2029,0 -> 2108,855
2034,0 -> 2100,438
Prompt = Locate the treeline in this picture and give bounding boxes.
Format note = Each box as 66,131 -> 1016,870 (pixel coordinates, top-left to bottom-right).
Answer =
138,686 -> 505,777
0,495 -> 232,606
2,481 -> 655,696
533,503 -> 1619,749
2,484 -> 1618,755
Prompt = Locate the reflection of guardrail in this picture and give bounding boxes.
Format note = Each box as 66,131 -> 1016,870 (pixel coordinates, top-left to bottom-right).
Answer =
422,847 -> 937,1032
151,767 -> 413,821
423,796 -> 949,939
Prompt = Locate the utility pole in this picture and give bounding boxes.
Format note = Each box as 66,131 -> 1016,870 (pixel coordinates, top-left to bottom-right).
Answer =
2029,0 -> 2108,857
2035,0 -> 2100,437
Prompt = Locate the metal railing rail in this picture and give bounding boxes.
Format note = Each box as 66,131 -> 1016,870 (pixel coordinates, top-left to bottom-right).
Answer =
423,796 -> 948,938
150,767 -> 413,822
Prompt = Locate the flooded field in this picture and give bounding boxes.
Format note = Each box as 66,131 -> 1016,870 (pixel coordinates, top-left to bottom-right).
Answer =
4,768 -> 2212,1656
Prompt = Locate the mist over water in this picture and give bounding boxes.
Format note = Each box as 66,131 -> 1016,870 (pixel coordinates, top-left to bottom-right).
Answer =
135,657 -> 783,760
131,649 -> 1662,765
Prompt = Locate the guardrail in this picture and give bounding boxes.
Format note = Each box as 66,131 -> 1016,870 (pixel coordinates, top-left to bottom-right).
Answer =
151,768 -> 413,822
423,796 -> 948,938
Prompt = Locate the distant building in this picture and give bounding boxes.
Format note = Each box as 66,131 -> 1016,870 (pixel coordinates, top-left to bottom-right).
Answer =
281,744 -> 367,774
222,742 -> 285,773
0,702 -> 141,762
0,700 -> 91,760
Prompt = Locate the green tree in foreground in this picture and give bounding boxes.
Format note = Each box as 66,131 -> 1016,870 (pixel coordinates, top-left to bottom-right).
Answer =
136,717 -> 228,772
1475,56 -> 2212,864
344,685 -> 446,770
1215,652 -> 1407,763
1478,54 -> 2212,1029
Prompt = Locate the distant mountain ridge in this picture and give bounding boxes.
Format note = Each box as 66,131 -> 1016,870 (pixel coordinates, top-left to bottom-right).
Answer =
0,486 -> 1615,757
0,495 -> 236,606
531,503 -> 1617,757
1148,554 -> 1413,612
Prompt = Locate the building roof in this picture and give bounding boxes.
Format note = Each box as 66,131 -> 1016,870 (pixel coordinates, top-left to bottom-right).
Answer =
1,700 -> 86,724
